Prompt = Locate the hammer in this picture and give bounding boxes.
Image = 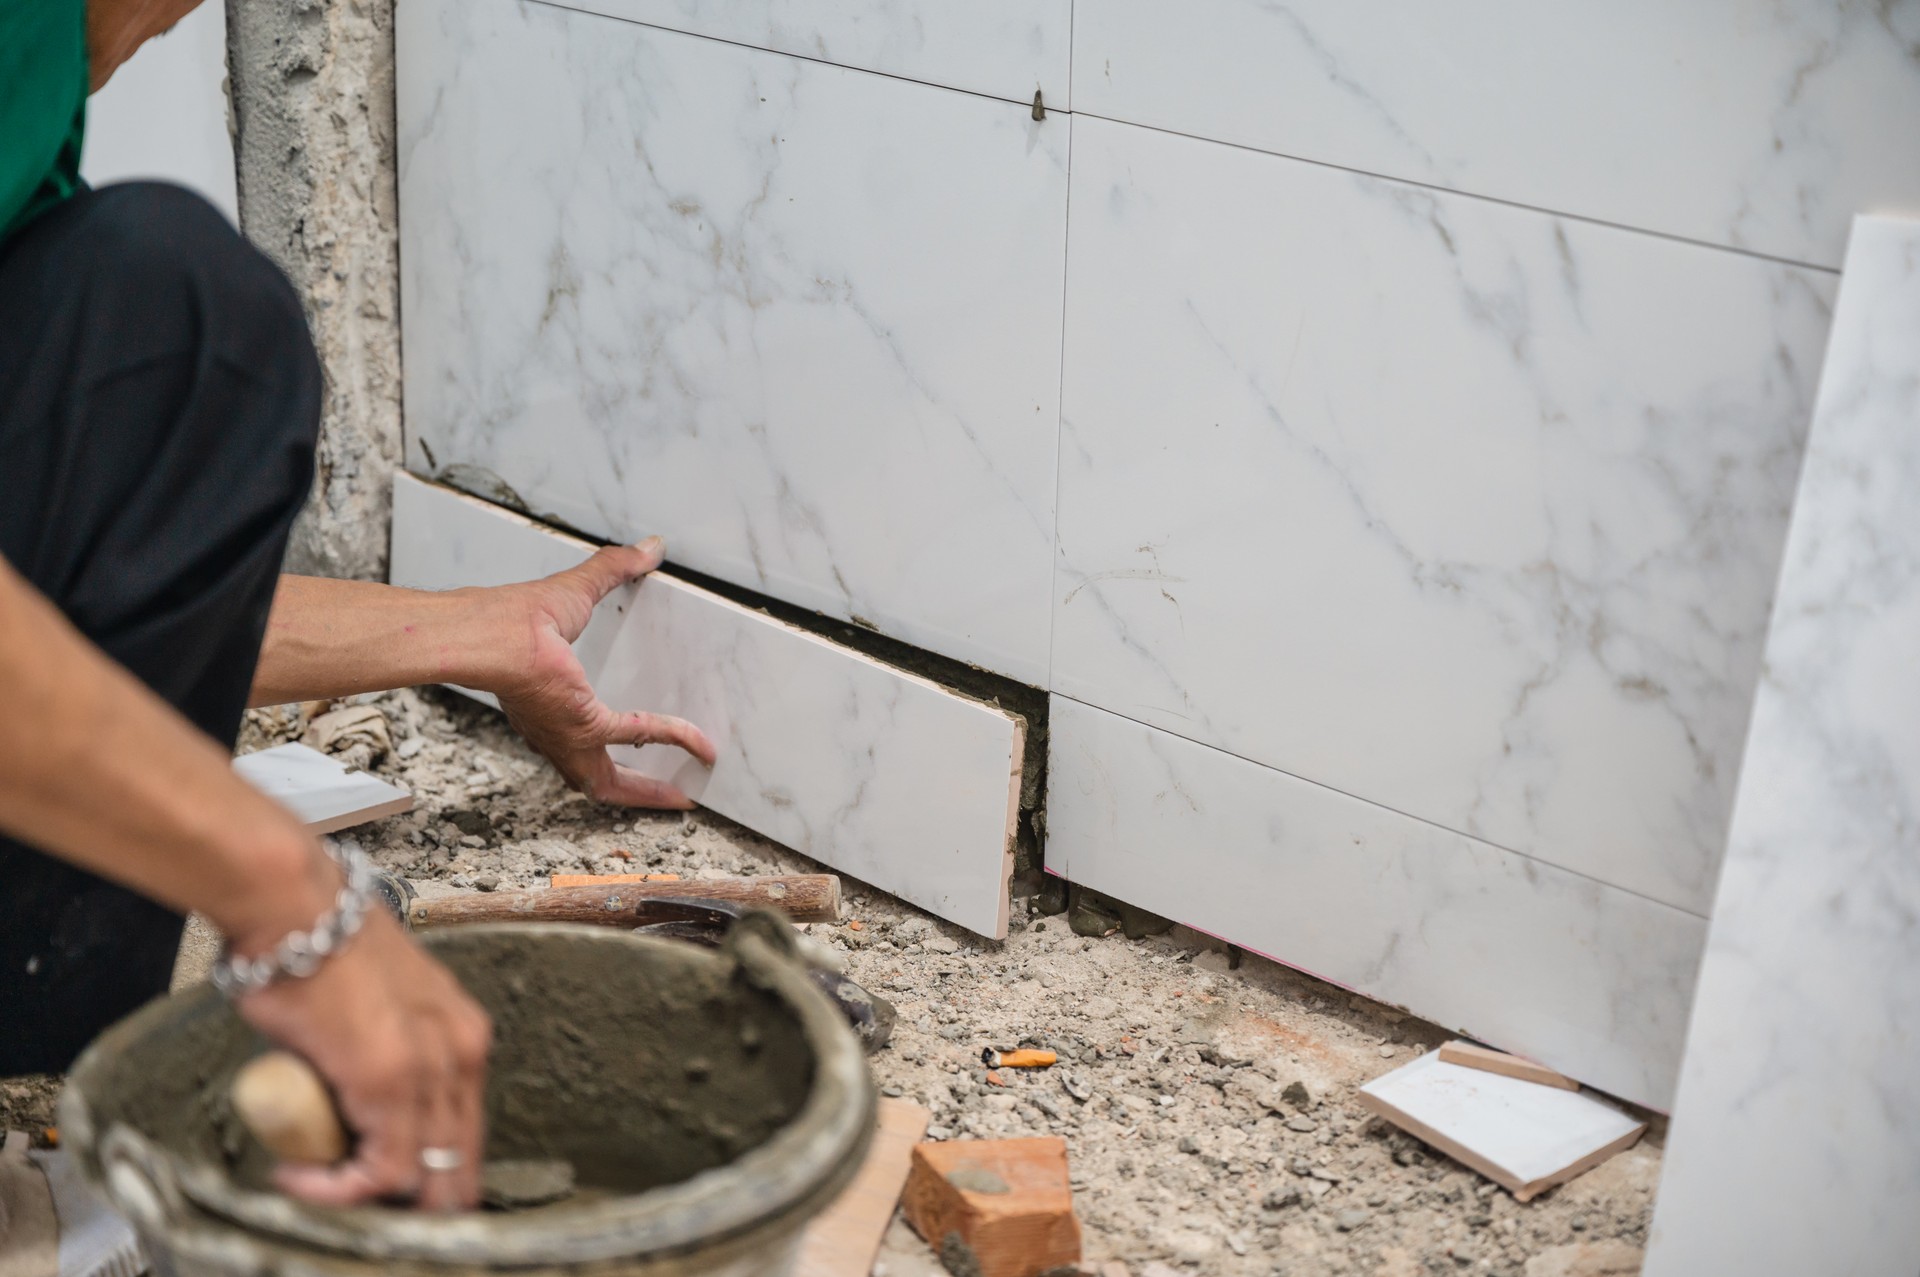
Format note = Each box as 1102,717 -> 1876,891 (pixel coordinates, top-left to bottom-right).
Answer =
371,872 -> 842,930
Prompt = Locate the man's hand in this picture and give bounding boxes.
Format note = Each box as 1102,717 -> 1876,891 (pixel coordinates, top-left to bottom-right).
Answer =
490,539 -> 718,809
252,538 -> 718,809
237,907 -> 493,1211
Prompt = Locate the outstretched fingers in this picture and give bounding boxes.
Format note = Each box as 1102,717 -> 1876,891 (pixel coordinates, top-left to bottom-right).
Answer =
602,709 -> 718,766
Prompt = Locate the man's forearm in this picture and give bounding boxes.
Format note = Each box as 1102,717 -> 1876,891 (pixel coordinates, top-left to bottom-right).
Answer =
0,557 -> 333,952
251,576 -> 531,708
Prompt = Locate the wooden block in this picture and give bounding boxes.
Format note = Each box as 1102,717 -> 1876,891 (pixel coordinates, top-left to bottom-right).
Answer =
1438,1040 -> 1579,1091
548,873 -> 682,887
794,1099 -> 930,1277
902,1137 -> 1081,1277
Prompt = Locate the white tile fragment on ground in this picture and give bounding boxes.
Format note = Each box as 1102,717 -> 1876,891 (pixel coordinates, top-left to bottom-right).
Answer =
388,473 -> 1025,937
1360,1051 -> 1646,1202
234,743 -> 414,835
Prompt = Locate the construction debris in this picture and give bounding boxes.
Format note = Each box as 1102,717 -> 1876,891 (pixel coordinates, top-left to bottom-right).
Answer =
302,702 -> 393,771
980,1048 -> 1057,1070
903,1137 -> 1081,1277
1359,1052 -> 1647,1203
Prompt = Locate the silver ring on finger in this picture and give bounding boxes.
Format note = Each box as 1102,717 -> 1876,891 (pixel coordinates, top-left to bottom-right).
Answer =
419,1146 -> 464,1173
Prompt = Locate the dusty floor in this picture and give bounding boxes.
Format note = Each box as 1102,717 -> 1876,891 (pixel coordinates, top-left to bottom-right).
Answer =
3,687 -> 1662,1277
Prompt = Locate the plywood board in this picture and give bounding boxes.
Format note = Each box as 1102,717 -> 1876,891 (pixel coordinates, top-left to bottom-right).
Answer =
794,1099 -> 929,1277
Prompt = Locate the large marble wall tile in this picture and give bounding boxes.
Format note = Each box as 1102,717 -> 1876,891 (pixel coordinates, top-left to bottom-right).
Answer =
396,0 -> 1067,685
1047,696 -> 1706,1109
535,0 -> 1070,107
391,475 -> 1026,937
83,1 -> 237,220
1645,217 -> 1920,1273
1072,0 -> 1920,269
1052,118 -> 1836,915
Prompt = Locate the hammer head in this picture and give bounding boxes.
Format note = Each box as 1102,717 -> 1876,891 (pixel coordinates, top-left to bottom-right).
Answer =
369,867 -> 417,927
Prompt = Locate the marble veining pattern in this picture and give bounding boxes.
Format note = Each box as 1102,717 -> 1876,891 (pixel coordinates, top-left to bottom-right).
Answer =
533,0 -> 1070,107
1072,0 -> 1920,269
391,475 -> 1025,937
1047,696 -> 1707,1110
1052,118 -> 1836,914
1645,216 -> 1920,1273
397,0 -> 1068,684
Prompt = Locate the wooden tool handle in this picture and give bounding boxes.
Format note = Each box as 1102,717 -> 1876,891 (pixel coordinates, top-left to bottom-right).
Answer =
230,1051 -> 349,1165
406,874 -> 842,929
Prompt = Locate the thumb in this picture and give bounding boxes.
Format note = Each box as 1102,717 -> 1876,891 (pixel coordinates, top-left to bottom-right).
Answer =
560,538 -> 666,606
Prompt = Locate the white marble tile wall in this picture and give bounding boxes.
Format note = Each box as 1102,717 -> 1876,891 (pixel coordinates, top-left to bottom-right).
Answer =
1645,216 -> 1920,1273
1072,0 -> 1920,269
1052,117 -> 1836,916
534,0 -> 1070,106
396,0 -> 1068,685
1047,696 -> 1706,1110
391,474 -> 1026,937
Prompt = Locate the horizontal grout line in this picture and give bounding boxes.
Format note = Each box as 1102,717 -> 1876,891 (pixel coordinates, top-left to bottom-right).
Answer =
1053,692 -> 1713,921
525,0 -> 1051,113
1068,110 -> 1841,275
523,0 -> 1837,275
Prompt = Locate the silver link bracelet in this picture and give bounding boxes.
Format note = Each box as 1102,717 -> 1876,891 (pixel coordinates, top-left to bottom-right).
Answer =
210,838 -> 378,997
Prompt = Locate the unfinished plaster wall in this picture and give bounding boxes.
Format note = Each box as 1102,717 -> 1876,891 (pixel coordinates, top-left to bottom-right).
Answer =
226,0 -> 402,580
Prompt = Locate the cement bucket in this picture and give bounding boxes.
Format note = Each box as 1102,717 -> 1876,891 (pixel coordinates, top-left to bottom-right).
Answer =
60,915 -> 875,1276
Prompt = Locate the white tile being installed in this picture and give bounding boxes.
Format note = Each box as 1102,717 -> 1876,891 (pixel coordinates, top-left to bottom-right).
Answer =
533,0 -> 1070,107
234,744 -> 413,836
1052,117 -> 1836,915
1072,0 -> 1920,269
1645,217 -> 1920,1275
397,0 -> 1066,685
1046,696 -> 1707,1110
390,474 -> 1025,937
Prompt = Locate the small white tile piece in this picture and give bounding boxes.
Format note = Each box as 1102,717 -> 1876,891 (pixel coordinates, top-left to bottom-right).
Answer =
234,744 -> 414,836
1360,1052 -> 1645,1201
534,0 -> 1070,107
1046,695 -> 1705,1109
1645,216 -> 1920,1275
389,474 -> 1025,938
1072,0 -> 1920,268
397,0 -> 1067,684
1053,116 -> 1836,914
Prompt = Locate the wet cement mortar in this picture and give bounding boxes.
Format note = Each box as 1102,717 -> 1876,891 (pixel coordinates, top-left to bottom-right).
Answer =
6,687 -> 1663,1277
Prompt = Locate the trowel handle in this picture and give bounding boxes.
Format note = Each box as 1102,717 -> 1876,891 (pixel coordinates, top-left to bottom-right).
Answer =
230,1050 -> 350,1164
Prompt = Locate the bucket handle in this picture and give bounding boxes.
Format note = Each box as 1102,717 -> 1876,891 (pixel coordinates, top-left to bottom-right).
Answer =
97,1123 -> 193,1231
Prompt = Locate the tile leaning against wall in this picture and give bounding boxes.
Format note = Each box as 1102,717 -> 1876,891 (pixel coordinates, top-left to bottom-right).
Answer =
1051,116 -> 1836,917
1047,697 -> 1707,1109
396,0 -> 1068,685
533,0 -> 1070,107
1072,0 -> 1920,270
1644,216 -> 1920,1274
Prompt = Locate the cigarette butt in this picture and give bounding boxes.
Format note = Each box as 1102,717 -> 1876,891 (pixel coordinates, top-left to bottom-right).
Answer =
41,1128 -> 58,1148
980,1048 -> 1059,1069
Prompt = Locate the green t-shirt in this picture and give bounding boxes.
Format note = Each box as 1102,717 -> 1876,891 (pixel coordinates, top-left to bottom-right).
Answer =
1,0 -> 88,244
